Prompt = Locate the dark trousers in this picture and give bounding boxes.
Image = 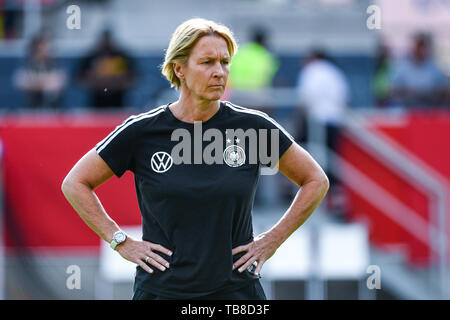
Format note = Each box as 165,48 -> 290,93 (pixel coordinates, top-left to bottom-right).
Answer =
132,280 -> 267,300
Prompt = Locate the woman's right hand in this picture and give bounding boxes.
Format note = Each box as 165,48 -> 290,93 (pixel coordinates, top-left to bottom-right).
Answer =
115,237 -> 173,274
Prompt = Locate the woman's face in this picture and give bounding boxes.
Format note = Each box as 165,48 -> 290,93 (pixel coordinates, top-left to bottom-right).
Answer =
177,35 -> 231,102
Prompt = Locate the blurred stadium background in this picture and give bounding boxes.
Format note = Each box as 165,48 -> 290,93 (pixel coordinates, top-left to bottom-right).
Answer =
0,0 -> 449,300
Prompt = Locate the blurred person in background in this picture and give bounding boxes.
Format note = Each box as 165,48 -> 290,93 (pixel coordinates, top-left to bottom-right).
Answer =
228,26 -> 279,91
295,49 -> 350,216
12,34 -> 67,109
390,33 -> 448,108
0,0 -> 22,39
372,42 -> 392,108
62,18 -> 329,300
77,29 -> 136,109
228,26 -> 281,206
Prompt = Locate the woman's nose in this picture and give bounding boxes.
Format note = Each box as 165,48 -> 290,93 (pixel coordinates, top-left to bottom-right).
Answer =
213,62 -> 225,78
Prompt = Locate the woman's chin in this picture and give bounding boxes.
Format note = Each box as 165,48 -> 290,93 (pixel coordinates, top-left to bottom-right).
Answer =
201,93 -> 223,102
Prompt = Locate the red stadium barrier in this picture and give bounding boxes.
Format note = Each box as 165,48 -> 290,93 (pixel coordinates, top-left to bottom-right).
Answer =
339,110 -> 450,266
0,113 -> 141,252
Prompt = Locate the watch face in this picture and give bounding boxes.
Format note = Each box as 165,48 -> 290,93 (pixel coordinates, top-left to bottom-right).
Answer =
114,232 -> 126,243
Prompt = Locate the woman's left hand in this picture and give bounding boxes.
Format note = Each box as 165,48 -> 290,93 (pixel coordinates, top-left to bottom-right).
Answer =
232,232 -> 279,276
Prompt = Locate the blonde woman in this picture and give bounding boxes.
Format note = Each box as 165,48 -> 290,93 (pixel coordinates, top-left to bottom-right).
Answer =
62,18 -> 329,300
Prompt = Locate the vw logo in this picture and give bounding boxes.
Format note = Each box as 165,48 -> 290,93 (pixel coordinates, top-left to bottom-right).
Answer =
151,151 -> 173,173
223,145 -> 246,167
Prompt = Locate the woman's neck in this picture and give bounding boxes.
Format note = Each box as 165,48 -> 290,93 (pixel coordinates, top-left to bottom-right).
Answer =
170,92 -> 220,123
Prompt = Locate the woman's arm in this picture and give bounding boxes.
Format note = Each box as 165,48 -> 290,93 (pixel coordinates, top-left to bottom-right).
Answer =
232,143 -> 329,275
62,149 -> 118,242
61,149 -> 172,274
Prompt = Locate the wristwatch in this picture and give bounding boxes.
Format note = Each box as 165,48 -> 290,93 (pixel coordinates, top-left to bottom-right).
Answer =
110,230 -> 127,250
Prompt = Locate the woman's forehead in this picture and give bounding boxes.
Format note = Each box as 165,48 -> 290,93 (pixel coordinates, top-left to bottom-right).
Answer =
190,35 -> 230,58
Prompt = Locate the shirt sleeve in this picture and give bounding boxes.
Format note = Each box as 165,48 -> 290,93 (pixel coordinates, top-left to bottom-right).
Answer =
95,117 -> 138,177
257,112 -> 295,168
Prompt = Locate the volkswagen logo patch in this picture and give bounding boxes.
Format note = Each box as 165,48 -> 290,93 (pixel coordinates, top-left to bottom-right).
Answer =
151,151 -> 173,173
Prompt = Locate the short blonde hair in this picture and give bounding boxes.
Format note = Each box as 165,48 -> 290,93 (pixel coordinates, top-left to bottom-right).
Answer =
161,18 -> 238,90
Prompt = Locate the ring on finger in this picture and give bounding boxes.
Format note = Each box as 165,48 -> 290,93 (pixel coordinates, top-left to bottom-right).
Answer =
145,256 -> 150,263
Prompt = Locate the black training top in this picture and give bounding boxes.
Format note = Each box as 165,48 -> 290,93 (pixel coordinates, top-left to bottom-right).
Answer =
95,101 -> 295,298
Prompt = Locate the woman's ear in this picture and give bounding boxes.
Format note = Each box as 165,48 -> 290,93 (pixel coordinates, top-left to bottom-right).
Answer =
173,62 -> 184,80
